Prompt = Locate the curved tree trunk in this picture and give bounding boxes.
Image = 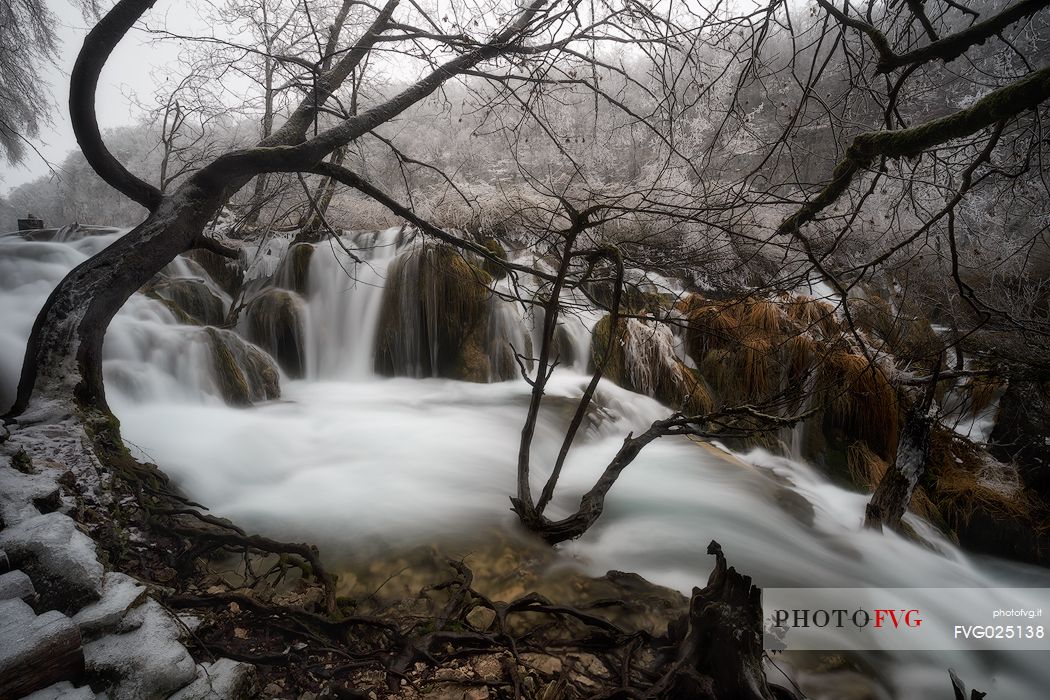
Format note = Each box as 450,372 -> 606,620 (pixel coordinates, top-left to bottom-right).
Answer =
6,186 -> 228,419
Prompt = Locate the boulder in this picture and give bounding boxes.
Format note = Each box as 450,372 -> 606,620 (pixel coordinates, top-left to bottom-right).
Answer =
274,243 -> 315,294
375,244 -> 495,382
0,598 -> 84,698
83,599 -> 198,700
203,328 -> 281,406
0,512 -> 104,614
243,288 -> 307,378
149,278 -> 226,326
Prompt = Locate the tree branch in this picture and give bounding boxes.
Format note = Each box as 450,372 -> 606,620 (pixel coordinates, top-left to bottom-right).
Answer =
70,0 -> 163,211
776,65 -> 1050,239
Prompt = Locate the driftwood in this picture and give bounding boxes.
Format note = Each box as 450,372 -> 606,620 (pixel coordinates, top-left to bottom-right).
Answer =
651,541 -> 792,700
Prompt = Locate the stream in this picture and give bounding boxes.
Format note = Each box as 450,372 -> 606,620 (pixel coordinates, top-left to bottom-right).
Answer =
2,226 -> 1049,699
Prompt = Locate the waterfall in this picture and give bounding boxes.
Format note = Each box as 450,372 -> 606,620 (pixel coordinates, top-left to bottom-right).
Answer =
0,231 -> 273,411
304,228 -> 403,379
3,226 -> 1049,699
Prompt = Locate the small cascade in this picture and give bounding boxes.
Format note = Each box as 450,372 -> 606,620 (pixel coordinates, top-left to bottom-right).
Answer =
0,231 -> 277,412
304,228 -> 403,379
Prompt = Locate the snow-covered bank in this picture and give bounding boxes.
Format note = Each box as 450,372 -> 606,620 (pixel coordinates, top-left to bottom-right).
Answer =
0,419 -> 256,699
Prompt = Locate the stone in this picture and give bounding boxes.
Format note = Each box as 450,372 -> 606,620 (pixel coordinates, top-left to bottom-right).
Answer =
465,605 -> 495,631
84,599 -> 198,699
0,569 -> 37,605
0,598 -> 84,698
72,572 -> 148,639
170,658 -> 257,700
21,681 -> 95,700
0,512 -> 104,614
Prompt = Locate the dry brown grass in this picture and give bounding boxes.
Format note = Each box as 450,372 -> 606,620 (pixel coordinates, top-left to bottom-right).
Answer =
819,352 -> 900,461
785,294 -> 841,338
680,292 -> 904,464
850,293 -> 942,368
683,298 -> 740,358
925,426 -> 1035,527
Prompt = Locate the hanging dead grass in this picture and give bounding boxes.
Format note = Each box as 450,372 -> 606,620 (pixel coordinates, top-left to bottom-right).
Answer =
591,315 -> 714,415
850,294 -> 942,368
785,334 -> 818,382
740,298 -> 786,336
819,352 -> 900,461
785,294 -> 841,338
685,302 -> 740,358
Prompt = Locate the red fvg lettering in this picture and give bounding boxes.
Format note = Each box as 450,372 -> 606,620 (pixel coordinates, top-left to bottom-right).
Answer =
874,609 -> 923,628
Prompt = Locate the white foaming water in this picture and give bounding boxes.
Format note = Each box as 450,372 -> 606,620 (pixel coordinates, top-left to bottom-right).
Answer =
0,231 -> 232,409
305,229 -> 403,379
2,229 -> 1049,699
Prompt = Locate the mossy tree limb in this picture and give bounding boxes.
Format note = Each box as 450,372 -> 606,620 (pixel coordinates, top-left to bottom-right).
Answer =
776,65 -> 1050,240
816,0 -> 1050,74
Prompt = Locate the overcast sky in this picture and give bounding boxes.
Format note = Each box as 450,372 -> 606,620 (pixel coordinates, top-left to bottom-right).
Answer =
0,0 -> 188,193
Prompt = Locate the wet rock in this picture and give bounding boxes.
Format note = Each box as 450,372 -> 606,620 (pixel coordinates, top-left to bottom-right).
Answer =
375,244 -> 495,382
244,288 -> 307,378
274,243 -> 315,294
150,278 -> 226,326
990,380 -> 1050,499
203,328 -> 281,406
184,247 -> 243,297
478,237 -> 508,279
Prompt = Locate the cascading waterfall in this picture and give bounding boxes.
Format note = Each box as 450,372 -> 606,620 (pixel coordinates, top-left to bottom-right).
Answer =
2,226 -> 1049,699
305,228 -> 404,379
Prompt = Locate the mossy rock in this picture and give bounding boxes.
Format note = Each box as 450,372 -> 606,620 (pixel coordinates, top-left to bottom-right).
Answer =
184,247 -> 243,297
551,323 -> 577,367
244,288 -> 307,378
478,237 -> 508,279
275,243 -> 315,294
591,315 -> 712,415
204,327 -> 281,406
149,278 -> 226,326
375,244 -> 495,382
586,279 -> 659,314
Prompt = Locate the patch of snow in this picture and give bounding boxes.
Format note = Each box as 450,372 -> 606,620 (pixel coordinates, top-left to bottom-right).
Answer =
73,572 -> 148,639
84,599 -> 198,700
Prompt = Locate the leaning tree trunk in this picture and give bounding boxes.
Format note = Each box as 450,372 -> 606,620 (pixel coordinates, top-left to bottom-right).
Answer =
5,186 -> 230,419
865,384 -> 938,531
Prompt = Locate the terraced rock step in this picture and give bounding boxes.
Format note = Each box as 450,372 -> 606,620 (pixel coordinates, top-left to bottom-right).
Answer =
0,598 -> 84,699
